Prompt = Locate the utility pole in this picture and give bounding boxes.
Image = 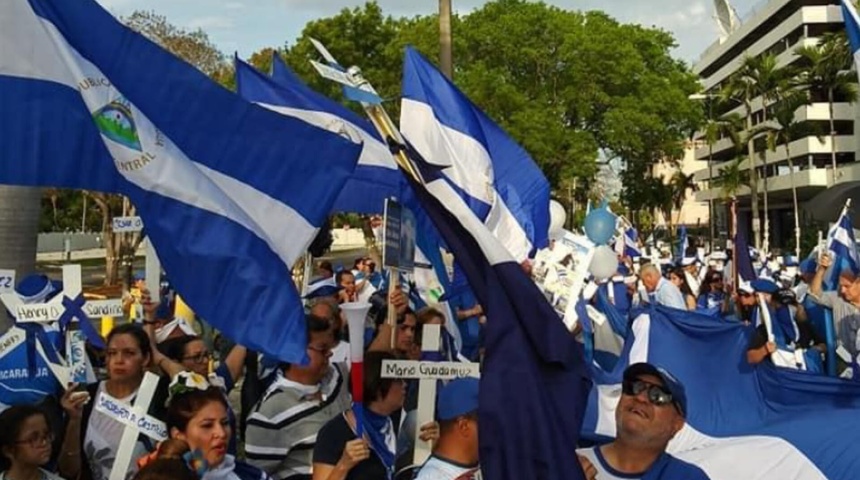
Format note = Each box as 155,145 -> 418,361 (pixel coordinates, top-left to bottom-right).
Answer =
439,0 -> 453,79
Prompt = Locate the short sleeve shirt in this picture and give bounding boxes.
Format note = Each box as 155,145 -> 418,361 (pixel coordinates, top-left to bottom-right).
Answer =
576,446 -> 710,479
414,456 -> 481,479
313,414 -> 388,480
809,292 -> 860,356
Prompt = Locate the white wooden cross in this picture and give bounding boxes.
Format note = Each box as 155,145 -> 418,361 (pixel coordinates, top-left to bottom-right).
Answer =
0,265 -> 123,384
381,324 -> 480,465
112,216 -> 161,304
94,371 -> 167,480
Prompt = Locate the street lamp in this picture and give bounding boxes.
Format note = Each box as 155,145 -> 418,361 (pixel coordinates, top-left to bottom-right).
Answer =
689,92 -> 717,251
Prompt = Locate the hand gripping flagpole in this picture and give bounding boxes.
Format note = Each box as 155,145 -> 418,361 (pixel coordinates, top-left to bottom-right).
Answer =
306,38 -> 423,185
307,39 -> 426,354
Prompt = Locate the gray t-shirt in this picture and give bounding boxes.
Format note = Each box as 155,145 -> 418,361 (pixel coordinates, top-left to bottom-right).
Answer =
809,291 -> 860,356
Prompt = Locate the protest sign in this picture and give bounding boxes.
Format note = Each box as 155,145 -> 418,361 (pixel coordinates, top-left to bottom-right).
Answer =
0,269 -> 14,295
96,372 -> 166,480
382,324 -> 480,464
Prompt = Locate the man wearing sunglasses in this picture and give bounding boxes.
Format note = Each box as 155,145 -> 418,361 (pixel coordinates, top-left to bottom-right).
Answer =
577,363 -> 708,479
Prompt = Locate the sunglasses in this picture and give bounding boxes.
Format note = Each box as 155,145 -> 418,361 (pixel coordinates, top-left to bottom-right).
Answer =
622,379 -> 675,408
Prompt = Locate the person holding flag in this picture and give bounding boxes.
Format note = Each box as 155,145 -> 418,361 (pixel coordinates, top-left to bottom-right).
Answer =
809,253 -> 860,364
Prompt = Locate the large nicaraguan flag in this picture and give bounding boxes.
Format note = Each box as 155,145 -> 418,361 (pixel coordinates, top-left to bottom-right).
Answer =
0,0 -> 363,364
400,47 -> 551,262
825,208 -> 860,285
396,142 -> 591,480
238,54 -> 464,350
583,305 -> 860,479
235,53 -> 400,215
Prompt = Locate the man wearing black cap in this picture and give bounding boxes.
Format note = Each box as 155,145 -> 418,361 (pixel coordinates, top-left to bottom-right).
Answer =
576,363 -> 708,479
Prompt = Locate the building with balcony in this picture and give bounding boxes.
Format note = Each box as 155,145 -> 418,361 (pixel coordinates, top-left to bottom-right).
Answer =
652,143 -> 711,229
692,0 -> 858,251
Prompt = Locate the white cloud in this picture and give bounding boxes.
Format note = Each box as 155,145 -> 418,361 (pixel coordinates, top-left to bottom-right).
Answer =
224,1 -> 245,10
187,15 -> 234,30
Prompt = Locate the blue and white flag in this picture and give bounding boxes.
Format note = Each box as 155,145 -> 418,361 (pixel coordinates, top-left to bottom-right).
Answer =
396,142 -> 590,480
622,227 -> 642,258
677,225 -> 689,262
239,54 -> 464,351
0,0 -> 363,363
843,0 -> 860,76
826,209 -> 860,284
584,306 -> 860,479
400,47 -> 551,262
235,54 -> 400,214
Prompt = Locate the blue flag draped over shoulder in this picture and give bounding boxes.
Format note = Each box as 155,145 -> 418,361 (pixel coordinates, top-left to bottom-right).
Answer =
584,306 -> 860,479
400,47 -> 550,262
235,54 -> 400,215
395,140 -> 590,478
0,0 -> 362,363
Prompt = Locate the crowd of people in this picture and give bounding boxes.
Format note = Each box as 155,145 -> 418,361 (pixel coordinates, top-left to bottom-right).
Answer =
4,234 -> 860,480
0,256 -> 482,480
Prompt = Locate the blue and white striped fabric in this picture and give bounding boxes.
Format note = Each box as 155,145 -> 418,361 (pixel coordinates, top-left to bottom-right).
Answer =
400,47 -> 551,262
583,305 -> 860,479
238,55 -> 463,351
0,0 -> 363,364
826,209 -> 859,282
397,142 -> 589,480
677,225 -> 689,262
235,54 -> 400,215
622,227 -> 642,258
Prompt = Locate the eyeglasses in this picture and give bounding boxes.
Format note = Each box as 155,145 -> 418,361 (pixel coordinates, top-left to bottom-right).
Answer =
181,352 -> 211,364
622,379 -> 675,408
16,432 -> 54,448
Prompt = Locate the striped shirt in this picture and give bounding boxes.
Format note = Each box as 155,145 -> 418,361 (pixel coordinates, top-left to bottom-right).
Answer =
244,364 -> 350,480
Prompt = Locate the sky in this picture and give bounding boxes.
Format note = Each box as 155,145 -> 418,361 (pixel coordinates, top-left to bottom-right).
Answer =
95,0 -> 762,65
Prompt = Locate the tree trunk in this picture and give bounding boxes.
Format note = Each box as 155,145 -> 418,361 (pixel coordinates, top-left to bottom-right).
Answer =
91,193 -> 120,286
0,186 -> 41,275
0,186 -> 41,328
828,88 -> 837,185
785,144 -> 801,259
438,0 -> 453,79
745,103 -> 761,250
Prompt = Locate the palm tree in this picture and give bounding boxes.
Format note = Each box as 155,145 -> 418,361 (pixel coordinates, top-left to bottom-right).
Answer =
759,90 -> 819,258
722,56 -> 764,249
712,157 -> 750,200
669,169 -> 698,227
796,32 -> 858,183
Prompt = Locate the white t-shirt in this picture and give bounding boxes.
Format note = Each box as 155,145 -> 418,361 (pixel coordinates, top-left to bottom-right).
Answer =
84,382 -> 149,480
577,446 -> 637,480
415,456 -> 481,480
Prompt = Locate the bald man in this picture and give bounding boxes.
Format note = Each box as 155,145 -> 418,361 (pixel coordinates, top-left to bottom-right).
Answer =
640,264 -> 687,310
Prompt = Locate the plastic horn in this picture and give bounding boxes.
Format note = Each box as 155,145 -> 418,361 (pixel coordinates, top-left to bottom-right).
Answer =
341,301 -> 372,436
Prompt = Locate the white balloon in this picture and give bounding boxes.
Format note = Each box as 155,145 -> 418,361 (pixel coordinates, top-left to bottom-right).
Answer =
549,200 -> 567,239
589,245 -> 619,281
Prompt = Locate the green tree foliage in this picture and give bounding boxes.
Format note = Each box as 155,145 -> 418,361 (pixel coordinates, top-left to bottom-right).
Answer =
124,10 -> 228,77
268,0 -> 700,196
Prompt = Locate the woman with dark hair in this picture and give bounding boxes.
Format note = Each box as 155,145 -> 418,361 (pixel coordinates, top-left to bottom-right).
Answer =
158,373 -> 269,480
697,269 -> 727,312
59,324 -> 169,480
312,352 -> 406,480
0,406 -> 62,480
668,267 -> 697,311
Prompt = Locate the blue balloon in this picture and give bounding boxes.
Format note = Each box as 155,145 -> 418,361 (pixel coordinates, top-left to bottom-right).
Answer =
584,207 -> 616,245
